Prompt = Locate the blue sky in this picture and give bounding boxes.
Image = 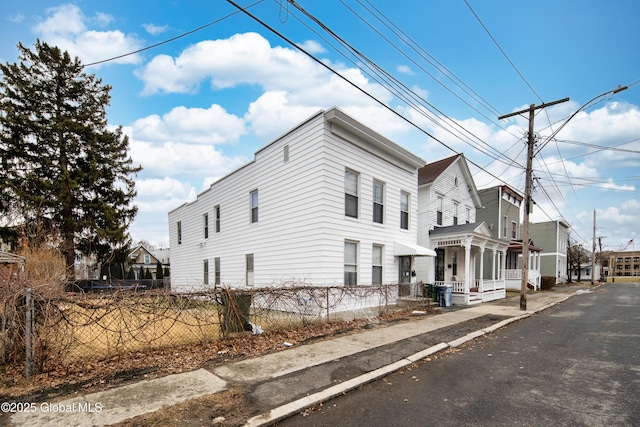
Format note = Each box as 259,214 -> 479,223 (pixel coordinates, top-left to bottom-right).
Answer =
1,1 -> 639,252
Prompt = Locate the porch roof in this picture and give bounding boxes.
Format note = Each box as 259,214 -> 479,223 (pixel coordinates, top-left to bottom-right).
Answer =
429,222 -> 509,251
394,241 -> 436,257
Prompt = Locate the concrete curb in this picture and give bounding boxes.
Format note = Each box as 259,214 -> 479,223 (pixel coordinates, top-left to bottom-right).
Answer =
244,342 -> 449,427
244,290 -> 581,427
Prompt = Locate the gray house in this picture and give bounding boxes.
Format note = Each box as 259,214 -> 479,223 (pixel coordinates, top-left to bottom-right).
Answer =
476,185 -> 542,290
529,220 -> 570,284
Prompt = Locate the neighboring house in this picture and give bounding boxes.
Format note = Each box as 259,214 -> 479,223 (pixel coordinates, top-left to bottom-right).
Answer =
75,253 -> 100,280
415,154 -> 509,305
570,258 -> 600,282
603,250 -> 639,277
476,185 -> 543,290
168,108 -> 433,306
529,220 -> 570,284
129,245 -> 162,279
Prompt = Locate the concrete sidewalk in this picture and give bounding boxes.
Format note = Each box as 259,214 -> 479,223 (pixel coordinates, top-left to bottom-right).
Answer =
10,285 -> 589,427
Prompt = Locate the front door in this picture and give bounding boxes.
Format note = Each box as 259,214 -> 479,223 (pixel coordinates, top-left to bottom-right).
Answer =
435,248 -> 445,282
399,256 -> 411,284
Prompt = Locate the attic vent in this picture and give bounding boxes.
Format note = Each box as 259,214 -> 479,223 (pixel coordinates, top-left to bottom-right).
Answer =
284,145 -> 289,163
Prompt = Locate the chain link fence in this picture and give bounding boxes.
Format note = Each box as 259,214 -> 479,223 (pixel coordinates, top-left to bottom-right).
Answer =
1,282 -> 426,378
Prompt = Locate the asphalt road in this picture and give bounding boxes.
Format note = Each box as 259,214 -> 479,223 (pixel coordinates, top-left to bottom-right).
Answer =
278,283 -> 640,426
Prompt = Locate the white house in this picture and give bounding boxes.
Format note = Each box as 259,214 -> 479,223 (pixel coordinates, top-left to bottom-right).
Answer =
168,108 -> 434,302
415,154 -> 509,305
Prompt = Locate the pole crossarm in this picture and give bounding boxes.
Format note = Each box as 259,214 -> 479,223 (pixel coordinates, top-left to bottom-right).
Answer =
498,97 -> 570,120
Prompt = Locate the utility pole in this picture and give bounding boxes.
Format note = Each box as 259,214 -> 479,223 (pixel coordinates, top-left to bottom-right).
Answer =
499,97 -> 569,310
592,210 -> 596,285
597,236 -> 606,281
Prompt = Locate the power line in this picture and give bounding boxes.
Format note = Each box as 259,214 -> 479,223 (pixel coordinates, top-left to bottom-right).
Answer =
226,0 -> 524,191
463,0 -> 543,103
82,0 -> 265,68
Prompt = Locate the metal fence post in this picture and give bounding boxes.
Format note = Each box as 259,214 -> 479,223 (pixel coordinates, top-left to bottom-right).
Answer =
25,288 -> 32,379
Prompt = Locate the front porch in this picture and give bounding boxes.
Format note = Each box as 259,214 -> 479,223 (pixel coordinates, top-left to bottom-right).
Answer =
430,223 -> 509,306
505,240 -> 543,291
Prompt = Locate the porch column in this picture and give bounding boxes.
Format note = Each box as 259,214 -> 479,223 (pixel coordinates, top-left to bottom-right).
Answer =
465,238 -> 472,292
492,248 -> 497,280
501,249 -> 507,281
479,245 -> 485,292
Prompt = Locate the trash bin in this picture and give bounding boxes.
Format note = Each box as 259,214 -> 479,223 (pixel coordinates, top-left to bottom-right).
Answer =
222,291 -> 252,334
424,283 -> 433,299
437,285 -> 445,306
443,285 -> 453,307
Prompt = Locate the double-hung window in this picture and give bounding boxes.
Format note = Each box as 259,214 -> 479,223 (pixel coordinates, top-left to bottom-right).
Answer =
453,202 -> 459,225
203,213 -> 209,239
373,181 -> 384,224
203,259 -> 209,285
177,221 -> 182,244
372,244 -> 383,285
345,170 -> 359,218
246,254 -> 254,286
400,191 -> 409,230
344,241 -> 358,285
215,206 -> 221,233
436,195 -> 443,226
250,190 -> 259,223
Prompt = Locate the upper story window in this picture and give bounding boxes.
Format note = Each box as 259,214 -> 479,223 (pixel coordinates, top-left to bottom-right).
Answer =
203,213 -> 209,239
215,205 -> 221,233
284,144 -> 289,163
373,180 -> 384,224
345,170 -> 359,218
465,206 -> 471,224
177,221 -> 182,245
203,259 -> 209,285
503,215 -> 508,238
250,190 -> 259,223
511,221 -> 517,239
401,191 -> 410,230
453,202 -> 459,226
454,176 -> 459,187
144,254 -> 150,265
436,195 -> 444,226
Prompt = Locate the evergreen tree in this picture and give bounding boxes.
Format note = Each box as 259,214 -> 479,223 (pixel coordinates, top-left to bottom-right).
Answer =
138,266 -> 145,281
144,268 -> 152,280
163,266 -> 170,277
126,268 -> 136,280
155,260 -> 164,280
0,41 -> 141,275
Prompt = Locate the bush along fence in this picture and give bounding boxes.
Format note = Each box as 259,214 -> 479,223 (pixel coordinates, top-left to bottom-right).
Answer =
1,281 -> 424,379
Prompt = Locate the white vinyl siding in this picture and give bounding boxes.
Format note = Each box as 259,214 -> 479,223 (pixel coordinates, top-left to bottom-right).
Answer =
168,109 -> 422,290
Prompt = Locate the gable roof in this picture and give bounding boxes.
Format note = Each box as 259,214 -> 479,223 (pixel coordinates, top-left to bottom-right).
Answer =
418,154 -> 460,186
418,153 -> 482,208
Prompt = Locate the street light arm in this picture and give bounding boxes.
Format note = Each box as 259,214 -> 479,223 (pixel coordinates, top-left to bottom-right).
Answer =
534,85 -> 628,155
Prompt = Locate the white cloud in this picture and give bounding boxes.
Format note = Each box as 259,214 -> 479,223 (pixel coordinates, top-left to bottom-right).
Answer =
32,4 -> 142,67
397,65 -> 414,75
143,23 -> 169,35
131,104 -> 247,145
129,139 -> 247,178
8,14 -> 24,24
297,40 -> 326,54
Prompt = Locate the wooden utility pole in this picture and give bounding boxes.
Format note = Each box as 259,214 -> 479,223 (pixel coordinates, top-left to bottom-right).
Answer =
499,97 -> 569,310
592,210 -> 596,285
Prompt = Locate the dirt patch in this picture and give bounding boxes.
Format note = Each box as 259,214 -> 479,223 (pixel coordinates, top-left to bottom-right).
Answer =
111,387 -> 254,427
